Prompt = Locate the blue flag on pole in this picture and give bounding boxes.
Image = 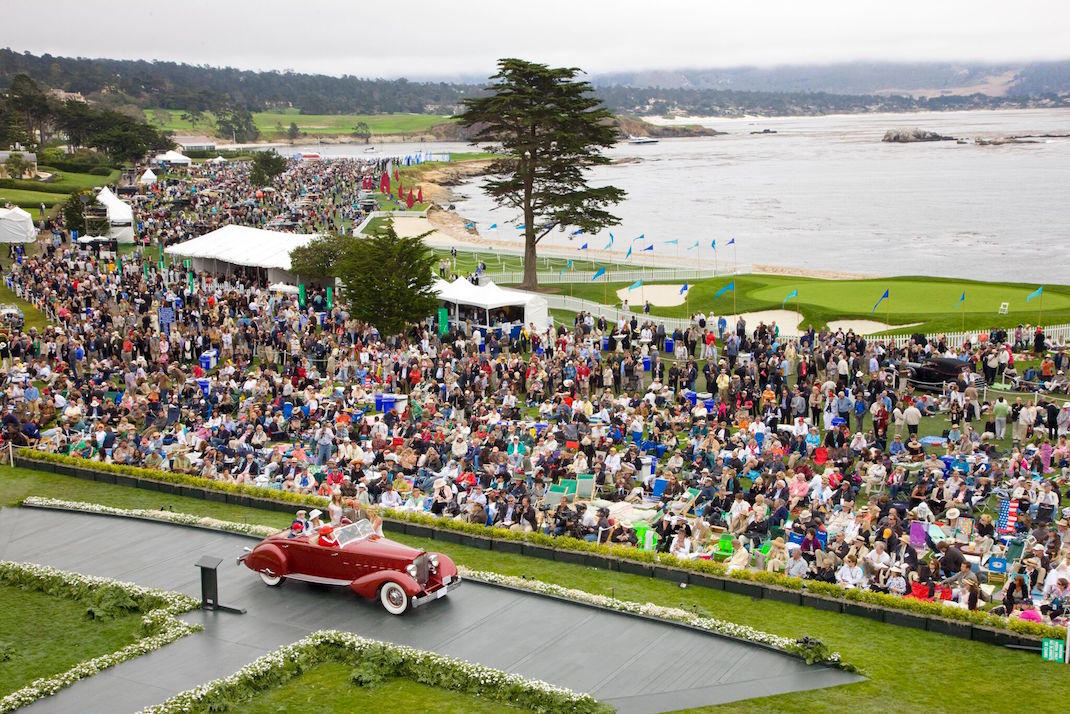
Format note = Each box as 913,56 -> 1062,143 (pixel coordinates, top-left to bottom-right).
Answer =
727,238 -> 735,246
625,246 -> 632,259
465,222 -> 475,229
680,283 -> 689,295
714,282 -> 735,299
488,223 -> 497,229
954,291 -> 966,308
872,289 -> 890,313
515,224 -> 526,230
628,279 -> 643,291
782,289 -> 798,307
571,229 -> 585,236
591,267 -> 606,281
664,239 -> 678,245
1027,286 -> 1043,302
608,232 -> 615,245
632,234 -> 645,243
559,260 -> 573,277
578,242 -> 588,250
711,239 -> 716,250
641,244 -> 654,252
688,241 -> 700,250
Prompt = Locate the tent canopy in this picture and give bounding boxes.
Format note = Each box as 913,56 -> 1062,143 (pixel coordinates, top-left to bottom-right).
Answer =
139,169 -> 157,185
165,225 -> 322,272
433,278 -> 548,329
95,186 -> 134,224
154,149 -> 192,165
208,156 -> 227,164
0,206 -> 36,243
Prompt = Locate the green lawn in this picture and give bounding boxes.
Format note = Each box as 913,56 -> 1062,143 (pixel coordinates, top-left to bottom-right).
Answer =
147,109 -> 452,139
0,584 -> 143,696
0,187 -> 67,208
233,661 -> 530,714
6,463 -> 1070,712
37,167 -> 121,191
559,274 -> 1070,334
0,281 -> 49,331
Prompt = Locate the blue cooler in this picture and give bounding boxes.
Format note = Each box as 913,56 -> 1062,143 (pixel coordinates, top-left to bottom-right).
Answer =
642,355 -> 651,372
374,393 -> 384,411
664,336 -> 674,354
196,378 -> 211,397
704,398 -> 717,412
381,395 -> 396,413
684,390 -> 698,406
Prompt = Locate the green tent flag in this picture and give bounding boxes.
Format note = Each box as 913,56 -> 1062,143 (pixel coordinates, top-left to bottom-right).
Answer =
326,286 -> 333,309
298,284 -> 307,308
437,307 -> 449,336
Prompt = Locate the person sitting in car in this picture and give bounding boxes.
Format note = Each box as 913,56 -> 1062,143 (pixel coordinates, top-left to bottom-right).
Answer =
317,525 -> 338,547
289,509 -> 310,538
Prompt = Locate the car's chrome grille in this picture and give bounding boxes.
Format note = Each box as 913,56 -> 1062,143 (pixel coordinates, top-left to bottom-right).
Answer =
414,554 -> 429,585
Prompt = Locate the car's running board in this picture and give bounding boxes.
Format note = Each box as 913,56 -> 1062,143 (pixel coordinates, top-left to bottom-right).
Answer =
283,573 -> 352,587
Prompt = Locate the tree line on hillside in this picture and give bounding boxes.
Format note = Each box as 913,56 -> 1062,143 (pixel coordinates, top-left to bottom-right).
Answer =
3,48 -> 1068,120
1,74 -> 173,163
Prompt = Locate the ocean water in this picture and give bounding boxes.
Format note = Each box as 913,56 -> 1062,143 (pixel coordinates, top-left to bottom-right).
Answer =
441,109 -> 1070,283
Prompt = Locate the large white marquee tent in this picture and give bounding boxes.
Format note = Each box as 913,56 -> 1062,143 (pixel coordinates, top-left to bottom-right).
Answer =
164,225 -> 322,283
0,206 -> 37,243
94,187 -> 135,243
433,277 -> 549,332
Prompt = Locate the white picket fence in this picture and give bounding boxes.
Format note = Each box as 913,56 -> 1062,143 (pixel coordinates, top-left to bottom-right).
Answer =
482,267 -> 723,285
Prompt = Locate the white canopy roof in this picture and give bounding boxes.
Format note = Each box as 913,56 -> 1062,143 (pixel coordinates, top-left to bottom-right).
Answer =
95,186 -> 134,224
208,156 -> 228,164
139,169 -> 157,185
268,282 -> 300,294
434,278 -> 549,328
0,206 -> 36,243
154,149 -> 192,165
165,225 -> 321,271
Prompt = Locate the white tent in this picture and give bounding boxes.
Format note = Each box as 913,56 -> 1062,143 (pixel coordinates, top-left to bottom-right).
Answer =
165,225 -> 323,283
208,156 -> 228,164
0,206 -> 36,243
154,149 -> 192,166
139,169 -> 157,185
433,278 -> 549,331
93,186 -> 135,243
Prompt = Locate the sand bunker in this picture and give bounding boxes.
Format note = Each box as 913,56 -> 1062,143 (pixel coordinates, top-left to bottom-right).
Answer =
616,284 -> 689,307
826,319 -> 923,334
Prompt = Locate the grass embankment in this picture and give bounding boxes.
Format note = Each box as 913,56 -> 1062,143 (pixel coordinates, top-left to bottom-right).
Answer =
235,661 -> 531,714
147,108 -> 452,140
6,464 -> 1070,712
0,583 -> 143,696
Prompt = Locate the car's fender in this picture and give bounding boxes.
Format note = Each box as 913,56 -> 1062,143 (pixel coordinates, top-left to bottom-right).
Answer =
349,570 -> 422,600
435,554 -> 459,580
243,543 -> 288,577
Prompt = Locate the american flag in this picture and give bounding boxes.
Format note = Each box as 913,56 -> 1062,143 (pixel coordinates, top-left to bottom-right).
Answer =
997,499 -> 1018,533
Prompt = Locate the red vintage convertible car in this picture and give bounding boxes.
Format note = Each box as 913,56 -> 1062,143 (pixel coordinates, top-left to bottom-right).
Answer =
238,520 -> 460,615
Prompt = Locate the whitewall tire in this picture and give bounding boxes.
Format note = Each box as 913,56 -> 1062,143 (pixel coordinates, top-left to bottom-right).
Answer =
259,571 -> 283,586
379,582 -> 410,615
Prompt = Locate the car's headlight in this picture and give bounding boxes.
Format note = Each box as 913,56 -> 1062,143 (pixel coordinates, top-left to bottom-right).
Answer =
429,554 -> 440,570
406,564 -> 418,578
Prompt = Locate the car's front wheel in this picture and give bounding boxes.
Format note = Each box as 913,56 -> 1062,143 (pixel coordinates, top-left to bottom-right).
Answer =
379,581 -> 409,615
260,571 -> 284,587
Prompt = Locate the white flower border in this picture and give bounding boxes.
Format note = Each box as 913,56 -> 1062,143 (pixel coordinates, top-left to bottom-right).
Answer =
0,561 -> 202,714
22,497 -> 279,538
138,630 -> 604,714
458,567 -> 844,666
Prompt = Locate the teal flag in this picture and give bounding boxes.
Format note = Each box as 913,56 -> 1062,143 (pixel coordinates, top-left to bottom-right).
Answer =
872,288 -> 890,313
628,279 -> 643,291
688,241 -> 700,250
782,289 -> 798,307
591,267 -> 606,281
558,260 -> 573,277
664,239 -> 678,245
714,281 -> 735,299
954,291 -> 965,309
1027,286 -> 1043,302
625,246 -> 632,259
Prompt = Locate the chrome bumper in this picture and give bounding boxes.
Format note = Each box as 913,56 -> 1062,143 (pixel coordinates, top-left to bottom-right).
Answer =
411,575 -> 462,608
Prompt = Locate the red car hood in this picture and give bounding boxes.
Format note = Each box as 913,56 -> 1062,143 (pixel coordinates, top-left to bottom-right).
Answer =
344,535 -> 423,561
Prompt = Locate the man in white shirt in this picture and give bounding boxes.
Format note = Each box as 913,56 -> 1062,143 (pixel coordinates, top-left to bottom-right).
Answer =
836,555 -> 866,589
863,541 -> 892,578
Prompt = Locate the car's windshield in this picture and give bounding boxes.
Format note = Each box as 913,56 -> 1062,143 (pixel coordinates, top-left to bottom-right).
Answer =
333,519 -> 375,546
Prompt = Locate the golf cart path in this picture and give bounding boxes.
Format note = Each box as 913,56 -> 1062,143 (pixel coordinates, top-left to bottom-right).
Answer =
0,507 -> 860,713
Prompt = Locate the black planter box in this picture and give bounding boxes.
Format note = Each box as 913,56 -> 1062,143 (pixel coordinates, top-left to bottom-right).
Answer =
724,578 -> 763,597
553,549 -> 588,565
115,474 -> 139,489
585,554 -> 615,571
225,493 -> 249,507
206,489 -> 229,503
465,535 -> 494,550
617,559 -> 654,577
763,586 -> 803,605
801,593 -> 844,613
491,539 -> 524,555
926,617 -> 972,639
653,565 -> 690,584
405,523 -> 432,538
27,460 -> 54,473
843,601 -> 886,622
433,529 -> 463,544
53,463 -> 78,477
884,608 -> 929,630
522,543 -> 555,561
688,572 -> 725,590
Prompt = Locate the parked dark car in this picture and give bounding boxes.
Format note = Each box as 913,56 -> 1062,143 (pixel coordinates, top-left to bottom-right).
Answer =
895,357 -> 978,390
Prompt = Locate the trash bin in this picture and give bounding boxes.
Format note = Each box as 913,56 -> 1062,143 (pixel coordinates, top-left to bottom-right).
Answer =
199,349 -> 218,371
642,355 -> 651,372
374,393 -> 384,412
684,390 -> 698,406
602,336 -> 609,351
381,395 -> 395,413
664,336 -> 674,354
704,398 -> 717,412
196,378 -> 211,397
639,455 -> 655,477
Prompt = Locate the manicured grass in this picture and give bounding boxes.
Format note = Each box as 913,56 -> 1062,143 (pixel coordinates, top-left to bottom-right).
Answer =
235,661 -> 531,714
147,109 -> 452,138
0,583 -> 143,696
0,282 -> 49,331
560,274 -> 1070,333
37,167 -> 121,191
7,464 -> 1070,711
0,187 -> 66,208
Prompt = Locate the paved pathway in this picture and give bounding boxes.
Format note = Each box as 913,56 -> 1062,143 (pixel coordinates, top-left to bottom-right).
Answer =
0,507 -> 861,713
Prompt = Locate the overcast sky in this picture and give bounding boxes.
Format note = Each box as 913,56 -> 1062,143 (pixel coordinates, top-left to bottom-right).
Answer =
3,0 -> 1068,80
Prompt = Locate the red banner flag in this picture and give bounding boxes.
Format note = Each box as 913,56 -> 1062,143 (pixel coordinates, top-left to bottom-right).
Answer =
406,189 -> 415,208
417,187 -> 423,203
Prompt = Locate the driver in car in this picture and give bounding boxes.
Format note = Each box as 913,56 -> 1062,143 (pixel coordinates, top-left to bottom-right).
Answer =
317,525 -> 339,547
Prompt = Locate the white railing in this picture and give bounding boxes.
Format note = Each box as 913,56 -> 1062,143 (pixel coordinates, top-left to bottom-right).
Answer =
482,267 -> 723,285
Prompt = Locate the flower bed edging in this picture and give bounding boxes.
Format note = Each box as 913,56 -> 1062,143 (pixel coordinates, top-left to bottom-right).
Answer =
138,630 -> 609,714
0,561 -> 201,713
